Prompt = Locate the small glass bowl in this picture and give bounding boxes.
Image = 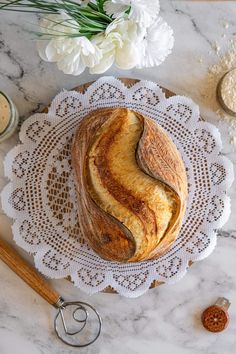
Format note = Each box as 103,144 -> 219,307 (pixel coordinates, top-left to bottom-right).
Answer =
0,91 -> 19,143
217,68 -> 236,117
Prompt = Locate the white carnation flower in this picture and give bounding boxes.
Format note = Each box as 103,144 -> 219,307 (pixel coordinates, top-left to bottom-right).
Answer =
137,17 -> 174,68
36,9 -> 174,75
37,15 -> 102,75
104,0 -> 160,26
90,33 -> 119,74
90,18 -> 140,74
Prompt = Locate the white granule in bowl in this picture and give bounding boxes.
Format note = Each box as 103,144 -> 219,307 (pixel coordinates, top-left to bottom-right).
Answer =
220,68 -> 236,113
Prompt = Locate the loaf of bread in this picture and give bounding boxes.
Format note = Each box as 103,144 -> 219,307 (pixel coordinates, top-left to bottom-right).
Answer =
71,108 -> 188,262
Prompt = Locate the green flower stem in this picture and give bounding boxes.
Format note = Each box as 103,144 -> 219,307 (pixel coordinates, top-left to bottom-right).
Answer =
97,0 -> 106,14
87,2 -> 98,11
0,0 -> 113,39
78,16 -> 107,29
80,8 -> 111,22
0,8 -> 58,13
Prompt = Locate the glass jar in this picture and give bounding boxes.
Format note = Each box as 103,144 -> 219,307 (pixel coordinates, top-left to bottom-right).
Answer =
0,91 -> 19,143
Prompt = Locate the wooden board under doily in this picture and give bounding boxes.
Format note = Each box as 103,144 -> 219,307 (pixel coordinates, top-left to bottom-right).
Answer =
45,78 -> 185,294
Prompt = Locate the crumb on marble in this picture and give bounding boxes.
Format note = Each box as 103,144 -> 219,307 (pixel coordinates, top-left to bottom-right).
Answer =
212,41 -> 221,55
223,21 -> 229,29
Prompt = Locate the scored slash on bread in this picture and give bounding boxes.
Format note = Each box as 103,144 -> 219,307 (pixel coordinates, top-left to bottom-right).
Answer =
71,108 -> 188,263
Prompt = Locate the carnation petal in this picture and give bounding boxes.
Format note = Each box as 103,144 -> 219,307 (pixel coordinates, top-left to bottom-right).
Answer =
129,0 -> 160,25
90,52 -> 115,74
104,1 -> 129,18
45,40 -> 62,62
37,40 -> 50,62
57,54 -> 86,75
104,0 -> 160,26
115,41 -> 139,69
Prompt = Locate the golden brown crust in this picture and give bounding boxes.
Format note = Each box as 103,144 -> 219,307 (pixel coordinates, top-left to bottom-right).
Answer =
71,108 -> 136,262
71,108 -> 188,262
136,115 -> 188,259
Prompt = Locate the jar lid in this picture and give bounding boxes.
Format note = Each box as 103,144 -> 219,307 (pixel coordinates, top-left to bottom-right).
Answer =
201,298 -> 230,333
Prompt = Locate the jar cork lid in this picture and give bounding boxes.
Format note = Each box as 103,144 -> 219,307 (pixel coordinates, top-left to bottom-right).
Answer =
201,297 -> 230,333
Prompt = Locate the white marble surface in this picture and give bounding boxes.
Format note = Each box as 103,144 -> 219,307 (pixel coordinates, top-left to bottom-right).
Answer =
0,1 -> 236,353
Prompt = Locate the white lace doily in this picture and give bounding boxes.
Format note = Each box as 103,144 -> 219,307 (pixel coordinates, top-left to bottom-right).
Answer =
1,77 -> 234,298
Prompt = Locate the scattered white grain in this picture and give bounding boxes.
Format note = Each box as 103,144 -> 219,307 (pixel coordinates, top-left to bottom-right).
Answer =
223,21 -> 229,29
213,41 -> 221,55
200,37 -> 236,147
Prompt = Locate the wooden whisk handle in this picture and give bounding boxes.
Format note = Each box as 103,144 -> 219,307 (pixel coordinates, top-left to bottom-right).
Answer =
0,238 -> 61,306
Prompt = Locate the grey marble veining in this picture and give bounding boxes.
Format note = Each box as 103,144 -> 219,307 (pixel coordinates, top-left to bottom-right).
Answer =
0,1 -> 236,353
